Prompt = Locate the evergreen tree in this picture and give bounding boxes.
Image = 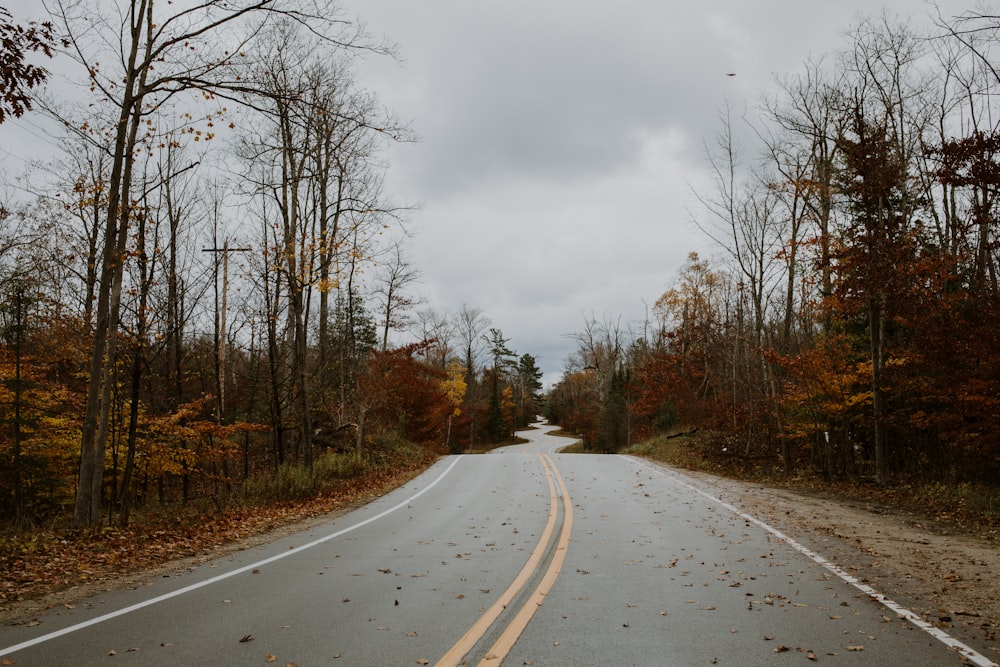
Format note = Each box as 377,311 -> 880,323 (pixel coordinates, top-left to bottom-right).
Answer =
483,328 -> 516,442
515,353 -> 544,428
597,367 -> 629,453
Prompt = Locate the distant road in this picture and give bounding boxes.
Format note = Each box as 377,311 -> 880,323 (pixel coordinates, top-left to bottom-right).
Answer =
1,424 -> 995,666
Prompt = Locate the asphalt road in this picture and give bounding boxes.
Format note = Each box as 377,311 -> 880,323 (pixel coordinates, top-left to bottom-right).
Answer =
1,424 -> 995,666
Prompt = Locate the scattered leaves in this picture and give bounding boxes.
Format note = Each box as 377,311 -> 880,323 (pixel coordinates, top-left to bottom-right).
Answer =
0,459 -> 433,606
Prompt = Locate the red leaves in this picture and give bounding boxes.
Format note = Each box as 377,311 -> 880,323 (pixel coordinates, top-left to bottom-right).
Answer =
0,8 -> 62,123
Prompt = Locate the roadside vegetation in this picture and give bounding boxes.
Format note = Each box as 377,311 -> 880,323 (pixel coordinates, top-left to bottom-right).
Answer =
620,431 -> 999,540
0,2 -> 545,608
547,11 -> 1000,540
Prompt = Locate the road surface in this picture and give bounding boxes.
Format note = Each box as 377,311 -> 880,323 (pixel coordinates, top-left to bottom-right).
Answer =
1,424 -> 995,666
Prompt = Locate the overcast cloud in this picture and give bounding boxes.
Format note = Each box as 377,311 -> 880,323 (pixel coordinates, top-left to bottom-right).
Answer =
0,0 -> 975,387
334,0 -> 970,385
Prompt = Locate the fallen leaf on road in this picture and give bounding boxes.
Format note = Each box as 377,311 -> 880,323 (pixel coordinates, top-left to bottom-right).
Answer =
265,654 -> 277,663
239,634 -> 254,643
773,645 -> 790,653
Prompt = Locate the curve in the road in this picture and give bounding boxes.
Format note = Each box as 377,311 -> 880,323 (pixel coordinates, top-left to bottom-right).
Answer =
0,456 -> 465,659
475,452 -> 574,666
435,452 -> 573,667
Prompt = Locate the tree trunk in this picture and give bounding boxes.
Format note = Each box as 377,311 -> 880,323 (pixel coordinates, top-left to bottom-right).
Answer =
72,3 -> 151,528
870,294 -> 888,484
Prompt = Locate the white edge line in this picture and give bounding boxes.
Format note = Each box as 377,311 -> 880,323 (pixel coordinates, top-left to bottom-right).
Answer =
0,456 -> 465,658
627,456 -> 998,667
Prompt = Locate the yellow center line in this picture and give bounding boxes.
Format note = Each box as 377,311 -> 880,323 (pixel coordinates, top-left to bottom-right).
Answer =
434,454 -> 560,667
477,453 -> 573,665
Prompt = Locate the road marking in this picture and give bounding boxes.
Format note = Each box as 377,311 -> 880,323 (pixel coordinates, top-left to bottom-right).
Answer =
631,457 -> 999,667
476,453 -> 574,666
0,456 -> 465,659
435,454 -> 560,667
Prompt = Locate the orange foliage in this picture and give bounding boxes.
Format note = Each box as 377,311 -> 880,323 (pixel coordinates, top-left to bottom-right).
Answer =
358,344 -> 451,448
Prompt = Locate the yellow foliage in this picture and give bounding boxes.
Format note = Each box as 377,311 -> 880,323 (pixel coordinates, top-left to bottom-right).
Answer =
441,360 -> 467,417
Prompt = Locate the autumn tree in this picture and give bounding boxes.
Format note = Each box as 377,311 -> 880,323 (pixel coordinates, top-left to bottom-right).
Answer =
0,6 -> 61,124
441,359 -> 466,453
763,57 -> 848,338
545,367 -> 599,448
46,0 -> 389,527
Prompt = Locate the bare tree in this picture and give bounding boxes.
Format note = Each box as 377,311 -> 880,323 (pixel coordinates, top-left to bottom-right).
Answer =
373,240 -> 421,352
455,303 -> 490,386
50,0 -> 387,527
411,307 -> 455,368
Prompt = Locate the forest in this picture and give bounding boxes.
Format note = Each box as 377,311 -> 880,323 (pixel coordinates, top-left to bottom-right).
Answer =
0,1 -> 544,535
548,10 -> 1000,513
3,1 -> 1000,557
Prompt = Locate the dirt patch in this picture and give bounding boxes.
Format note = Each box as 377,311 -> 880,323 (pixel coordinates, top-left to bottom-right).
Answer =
681,469 -> 1000,659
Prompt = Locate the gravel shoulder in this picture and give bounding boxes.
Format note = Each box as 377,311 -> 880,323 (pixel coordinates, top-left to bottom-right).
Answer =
679,467 -> 1000,661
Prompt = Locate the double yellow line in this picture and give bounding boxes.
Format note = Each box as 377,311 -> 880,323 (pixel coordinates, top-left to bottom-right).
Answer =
435,453 -> 574,667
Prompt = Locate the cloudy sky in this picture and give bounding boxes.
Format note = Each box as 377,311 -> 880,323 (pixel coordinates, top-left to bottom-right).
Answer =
0,1 -> 976,387
330,0 -> 975,386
